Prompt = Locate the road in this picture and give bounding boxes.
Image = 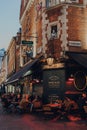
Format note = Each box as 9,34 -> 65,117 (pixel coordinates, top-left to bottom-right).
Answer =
0,101 -> 87,130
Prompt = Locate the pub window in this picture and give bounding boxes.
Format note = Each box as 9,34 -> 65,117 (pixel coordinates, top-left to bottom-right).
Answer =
51,25 -> 57,38
70,0 -> 78,2
46,0 -> 56,8
71,0 -> 77,1
60,0 -> 65,2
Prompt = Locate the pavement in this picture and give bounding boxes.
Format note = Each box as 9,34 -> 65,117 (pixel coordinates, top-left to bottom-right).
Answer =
0,100 -> 87,130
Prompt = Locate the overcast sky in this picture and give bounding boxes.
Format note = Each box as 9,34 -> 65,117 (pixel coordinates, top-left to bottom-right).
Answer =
0,0 -> 21,50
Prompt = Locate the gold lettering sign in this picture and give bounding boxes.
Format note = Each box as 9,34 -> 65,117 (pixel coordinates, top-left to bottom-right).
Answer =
48,76 -> 60,88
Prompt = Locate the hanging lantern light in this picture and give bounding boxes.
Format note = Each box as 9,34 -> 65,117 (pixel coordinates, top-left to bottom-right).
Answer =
47,55 -> 54,66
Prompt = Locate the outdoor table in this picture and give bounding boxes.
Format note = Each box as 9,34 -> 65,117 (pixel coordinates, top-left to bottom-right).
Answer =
43,103 -> 62,114
47,103 -> 61,108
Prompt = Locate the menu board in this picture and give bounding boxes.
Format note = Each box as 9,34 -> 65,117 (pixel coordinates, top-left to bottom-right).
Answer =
43,68 -> 65,103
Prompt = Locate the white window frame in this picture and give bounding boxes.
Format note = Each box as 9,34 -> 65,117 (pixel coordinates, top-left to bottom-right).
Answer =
47,22 -> 60,40
51,25 -> 58,39
69,0 -> 79,3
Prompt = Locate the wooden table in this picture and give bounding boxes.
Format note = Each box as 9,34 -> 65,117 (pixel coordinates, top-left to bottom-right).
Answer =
43,103 -> 62,113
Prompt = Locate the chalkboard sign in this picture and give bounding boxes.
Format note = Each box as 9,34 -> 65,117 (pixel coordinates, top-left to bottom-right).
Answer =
43,68 -> 65,103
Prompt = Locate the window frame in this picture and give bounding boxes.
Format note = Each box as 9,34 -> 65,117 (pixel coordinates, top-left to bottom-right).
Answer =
51,25 -> 58,39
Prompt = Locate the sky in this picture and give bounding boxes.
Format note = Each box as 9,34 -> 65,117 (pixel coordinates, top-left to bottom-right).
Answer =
0,0 -> 21,50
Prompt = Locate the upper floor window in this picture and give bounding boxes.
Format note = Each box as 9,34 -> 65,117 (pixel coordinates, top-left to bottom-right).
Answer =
51,25 -> 57,39
46,0 -> 67,8
46,0 -> 60,8
66,0 -> 79,3
70,0 -> 78,1
46,0 -> 79,8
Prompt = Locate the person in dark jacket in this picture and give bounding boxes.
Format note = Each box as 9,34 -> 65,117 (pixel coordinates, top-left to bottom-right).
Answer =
78,92 -> 87,119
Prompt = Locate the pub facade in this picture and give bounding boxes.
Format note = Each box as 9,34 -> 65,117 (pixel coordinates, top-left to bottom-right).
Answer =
4,0 -> 87,103
42,0 -> 87,103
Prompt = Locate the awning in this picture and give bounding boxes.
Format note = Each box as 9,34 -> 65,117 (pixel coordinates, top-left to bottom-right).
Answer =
66,51 -> 87,68
5,58 -> 39,85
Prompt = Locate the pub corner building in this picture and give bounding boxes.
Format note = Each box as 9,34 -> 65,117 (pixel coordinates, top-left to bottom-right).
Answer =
1,0 -> 87,104
42,51 -> 87,104
4,51 -> 87,104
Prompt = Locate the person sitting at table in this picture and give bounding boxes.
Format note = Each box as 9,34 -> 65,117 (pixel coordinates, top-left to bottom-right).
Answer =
8,94 -> 21,112
63,97 -> 78,113
1,94 -> 11,109
16,94 -> 29,113
15,94 -> 21,103
78,92 -> 87,119
29,95 -> 42,112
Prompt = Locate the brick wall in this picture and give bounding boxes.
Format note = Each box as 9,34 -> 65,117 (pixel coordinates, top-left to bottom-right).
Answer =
45,7 -> 63,59
44,3 -> 87,59
67,6 -> 87,50
7,38 -> 16,77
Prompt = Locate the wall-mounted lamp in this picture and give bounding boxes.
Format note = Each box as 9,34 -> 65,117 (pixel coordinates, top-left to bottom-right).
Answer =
47,55 -> 54,66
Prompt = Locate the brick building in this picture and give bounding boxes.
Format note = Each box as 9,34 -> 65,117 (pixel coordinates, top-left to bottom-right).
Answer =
5,0 -> 87,99
20,0 -> 43,65
19,0 -> 87,99
19,0 -> 43,94
7,37 -> 16,78
15,29 -> 21,72
20,0 -> 87,61
42,0 -> 87,60
5,29 -> 21,92
41,0 -> 87,103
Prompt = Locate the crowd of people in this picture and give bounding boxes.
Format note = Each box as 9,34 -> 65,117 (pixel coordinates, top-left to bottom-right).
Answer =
1,92 -> 42,114
0,92 -> 87,120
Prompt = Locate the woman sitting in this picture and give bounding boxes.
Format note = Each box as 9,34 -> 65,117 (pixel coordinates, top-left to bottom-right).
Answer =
16,94 -> 29,113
